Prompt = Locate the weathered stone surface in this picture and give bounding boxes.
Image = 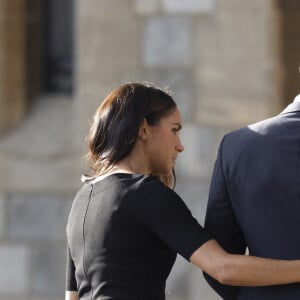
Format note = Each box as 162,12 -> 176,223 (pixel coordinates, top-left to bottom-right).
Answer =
31,243 -> 66,296
144,17 -> 192,67
175,179 -> 210,224
0,245 -> 30,294
135,0 -> 161,15
196,93 -> 273,128
76,0 -> 140,84
176,124 -> 220,179
7,194 -> 73,241
0,193 -> 5,239
163,0 -> 215,14
218,0 -> 269,12
0,96 -> 82,192
77,0 -> 133,20
194,6 -> 281,127
0,154 -> 81,193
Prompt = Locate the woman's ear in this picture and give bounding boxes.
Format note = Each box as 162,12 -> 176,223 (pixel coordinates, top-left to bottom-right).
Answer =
138,119 -> 149,141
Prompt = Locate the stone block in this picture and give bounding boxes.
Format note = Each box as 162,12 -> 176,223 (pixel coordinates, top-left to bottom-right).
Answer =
77,0 -> 133,21
7,194 -> 73,241
144,17 -> 192,67
76,18 -> 140,85
218,0 -> 268,12
0,245 -> 30,294
0,99 -> 82,192
195,65 -> 276,127
175,124 -> 219,179
135,0 -> 161,15
76,0 -> 140,83
31,243 -> 66,296
196,94 -> 272,128
0,96 -> 74,158
0,153 -> 82,193
0,193 -> 6,239
175,179 -> 210,224
193,7 -> 280,128
163,0 -> 215,14
194,17 -> 218,67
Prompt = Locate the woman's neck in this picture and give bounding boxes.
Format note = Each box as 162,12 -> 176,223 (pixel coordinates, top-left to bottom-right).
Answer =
113,156 -> 150,175
90,158 -> 149,185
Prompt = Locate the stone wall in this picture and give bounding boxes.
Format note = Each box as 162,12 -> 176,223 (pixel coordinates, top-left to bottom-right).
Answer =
0,0 -> 291,299
0,97 -> 79,300
73,1 -> 281,298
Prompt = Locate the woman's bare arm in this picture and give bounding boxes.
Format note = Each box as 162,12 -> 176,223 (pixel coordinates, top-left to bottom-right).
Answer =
190,239 -> 300,286
65,291 -> 79,300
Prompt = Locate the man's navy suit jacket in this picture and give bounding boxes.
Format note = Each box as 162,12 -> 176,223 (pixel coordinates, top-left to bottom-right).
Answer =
204,101 -> 300,299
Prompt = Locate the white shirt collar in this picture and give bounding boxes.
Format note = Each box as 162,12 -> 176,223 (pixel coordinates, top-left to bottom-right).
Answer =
294,94 -> 300,103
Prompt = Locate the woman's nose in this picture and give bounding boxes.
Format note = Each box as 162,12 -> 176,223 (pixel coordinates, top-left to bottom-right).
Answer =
177,140 -> 184,153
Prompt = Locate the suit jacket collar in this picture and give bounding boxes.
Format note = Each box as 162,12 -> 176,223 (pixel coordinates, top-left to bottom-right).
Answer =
280,100 -> 300,115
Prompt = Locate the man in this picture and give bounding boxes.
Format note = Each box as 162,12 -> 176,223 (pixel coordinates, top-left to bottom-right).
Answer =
204,94 -> 300,299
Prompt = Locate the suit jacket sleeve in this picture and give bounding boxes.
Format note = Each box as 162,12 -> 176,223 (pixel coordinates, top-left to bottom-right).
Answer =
203,136 -> 246,299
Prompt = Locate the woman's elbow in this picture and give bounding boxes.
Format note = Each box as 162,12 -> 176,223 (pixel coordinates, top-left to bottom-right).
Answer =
208,260 -> 234,285
190,240 -> 241,285
212,260 -> 243,286
214,266 -> 235,285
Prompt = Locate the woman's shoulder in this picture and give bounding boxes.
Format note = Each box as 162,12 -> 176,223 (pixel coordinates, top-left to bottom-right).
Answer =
131,175 -> 183,208
133,174 -> 174,194
73,173 -> 177,203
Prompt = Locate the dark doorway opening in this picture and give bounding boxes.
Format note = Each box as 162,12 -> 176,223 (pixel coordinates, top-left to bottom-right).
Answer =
41,0 -> 74,94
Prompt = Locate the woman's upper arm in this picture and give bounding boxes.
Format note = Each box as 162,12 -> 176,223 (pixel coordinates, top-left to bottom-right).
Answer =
190,239 -> 300,287
190,239 -> 228,283
132,179 -> 213,260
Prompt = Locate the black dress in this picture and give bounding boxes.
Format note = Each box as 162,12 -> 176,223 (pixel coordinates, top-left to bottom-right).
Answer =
66,173 -> 212,300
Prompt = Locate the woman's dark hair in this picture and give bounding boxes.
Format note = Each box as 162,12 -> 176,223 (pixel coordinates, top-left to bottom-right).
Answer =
85,82 -> 177,188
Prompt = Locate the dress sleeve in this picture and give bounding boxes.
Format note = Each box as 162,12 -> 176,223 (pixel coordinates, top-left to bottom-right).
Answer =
132,178 -> 212,261
66,244 -> 78,291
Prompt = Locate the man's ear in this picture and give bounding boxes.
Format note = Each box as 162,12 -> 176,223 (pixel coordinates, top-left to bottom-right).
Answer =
138,119 -> 149,141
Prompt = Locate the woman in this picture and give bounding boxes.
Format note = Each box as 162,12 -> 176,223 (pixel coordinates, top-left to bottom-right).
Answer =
66,83 -> 300,300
